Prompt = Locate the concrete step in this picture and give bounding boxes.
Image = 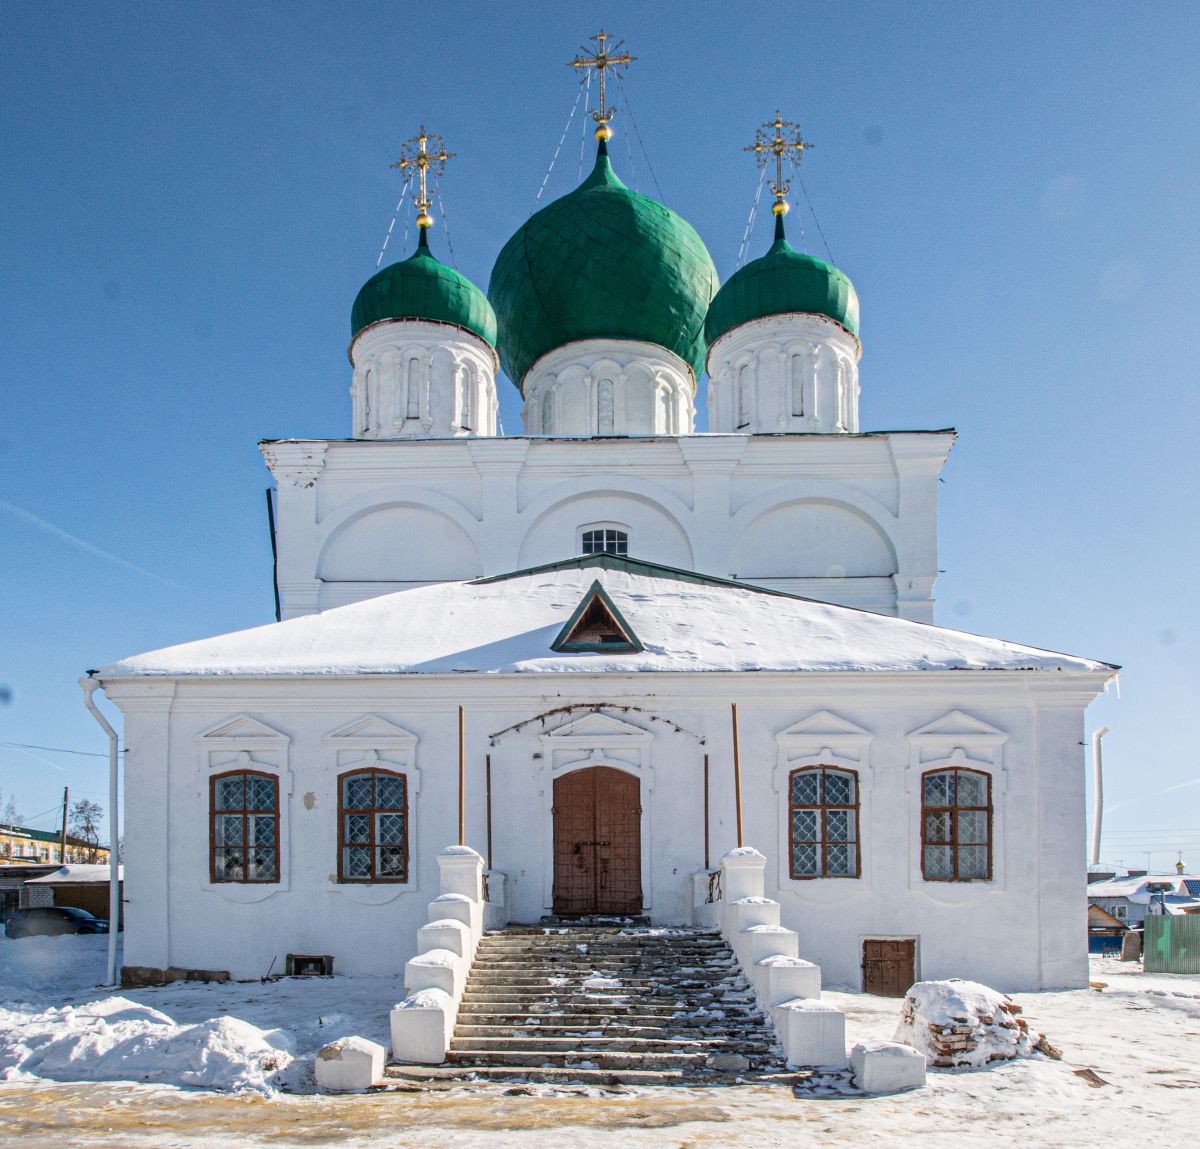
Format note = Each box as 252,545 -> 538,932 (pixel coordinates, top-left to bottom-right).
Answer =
383,1064 -> 807,1088
447,1035 -> 769,1054
453,1022 -> 765,1040
446,1048 -> 710,1070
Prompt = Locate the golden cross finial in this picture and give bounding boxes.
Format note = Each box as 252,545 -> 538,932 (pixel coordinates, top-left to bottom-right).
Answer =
746,111 -> 812,218
569,29 -> 635,142
391,125 -> 455,231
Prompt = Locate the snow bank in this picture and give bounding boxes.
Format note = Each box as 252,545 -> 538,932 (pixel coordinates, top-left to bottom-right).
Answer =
895,979 -> 1044,1069
0,996 -> 293,1094
0,934 -> 115,1003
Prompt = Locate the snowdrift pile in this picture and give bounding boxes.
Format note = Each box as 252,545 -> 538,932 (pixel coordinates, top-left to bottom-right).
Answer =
0,996 -> 293,1094
895,979 -> 1055,1069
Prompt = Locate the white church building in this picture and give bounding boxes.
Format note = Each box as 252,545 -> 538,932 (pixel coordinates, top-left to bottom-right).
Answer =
90,97 -> 1115,1006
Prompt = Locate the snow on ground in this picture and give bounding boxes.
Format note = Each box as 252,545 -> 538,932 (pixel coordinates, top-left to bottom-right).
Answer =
1,938 -> 1199,1147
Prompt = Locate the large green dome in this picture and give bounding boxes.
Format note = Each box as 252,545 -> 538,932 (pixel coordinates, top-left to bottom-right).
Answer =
351,231 -> 498,349
488,144 -> 718,390
705,217 -> 860,352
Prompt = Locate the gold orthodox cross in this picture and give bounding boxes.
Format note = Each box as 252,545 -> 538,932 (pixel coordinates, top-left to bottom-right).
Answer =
746,111 -> 811,216
569,29 -> 635,141
391,126 -> 455,230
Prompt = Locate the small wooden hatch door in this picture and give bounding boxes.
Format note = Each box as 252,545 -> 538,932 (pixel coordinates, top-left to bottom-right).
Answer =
862,938 -> 916,997
552,766 -> 642,916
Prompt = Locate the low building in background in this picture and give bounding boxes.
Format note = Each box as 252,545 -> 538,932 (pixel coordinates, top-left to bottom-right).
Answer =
0,824 -> 110,867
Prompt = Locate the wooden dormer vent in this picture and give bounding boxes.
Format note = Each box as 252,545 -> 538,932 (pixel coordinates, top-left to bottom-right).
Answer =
552,580 -> 644,654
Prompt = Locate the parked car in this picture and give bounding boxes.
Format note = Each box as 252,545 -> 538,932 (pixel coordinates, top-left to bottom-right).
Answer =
4,906 -> 110,938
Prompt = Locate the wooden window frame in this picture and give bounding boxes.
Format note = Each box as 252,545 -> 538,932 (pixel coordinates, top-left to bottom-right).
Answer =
921,767 -> 992,882
209,769 -> 280,885
337,768 -> 409,884
581,528 -> 629,557
787,765 -> 861,880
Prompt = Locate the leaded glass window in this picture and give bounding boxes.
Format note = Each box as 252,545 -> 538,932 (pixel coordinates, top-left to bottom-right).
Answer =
210,770 -> 279,883
338,769 -> 408,883
922,768 -> 991,881
581,528 -> 628,557
788,766 -> 860,879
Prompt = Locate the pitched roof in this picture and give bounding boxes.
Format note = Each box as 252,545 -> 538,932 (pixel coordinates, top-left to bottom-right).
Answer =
95,556 -> 1117,680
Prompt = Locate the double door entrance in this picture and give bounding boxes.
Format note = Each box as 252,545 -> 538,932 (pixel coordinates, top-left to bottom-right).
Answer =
552,766 -> 643,916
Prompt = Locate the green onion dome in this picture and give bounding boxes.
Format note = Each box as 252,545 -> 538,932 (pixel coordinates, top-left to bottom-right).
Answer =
705,214 -> 860,353
351,230 -> 498,348
488,143 -> 719,390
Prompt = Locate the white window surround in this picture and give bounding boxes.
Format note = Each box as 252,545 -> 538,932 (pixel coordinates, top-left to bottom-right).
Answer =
772,711 -> 873,906
905,711 -> 1008,904
196,715 -> 293,904
538,711 -> 656,912
323,715 -> 422,904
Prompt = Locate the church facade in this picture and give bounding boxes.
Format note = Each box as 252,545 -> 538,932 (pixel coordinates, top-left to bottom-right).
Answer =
92,109 -> 1114,994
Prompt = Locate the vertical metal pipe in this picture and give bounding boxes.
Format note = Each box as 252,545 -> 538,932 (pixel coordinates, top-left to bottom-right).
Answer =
1090,726 -> 1109,867
485,753 -> 493,871
265,488 -> 281,623
80,678 -> 119,988
703,753 -> 710,870
731,704 -> 744,849
60,786 -> 69,864
458,706 -> 466,847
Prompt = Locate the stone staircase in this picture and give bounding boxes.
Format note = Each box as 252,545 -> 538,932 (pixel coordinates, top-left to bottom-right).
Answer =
387,923 -> 791,1086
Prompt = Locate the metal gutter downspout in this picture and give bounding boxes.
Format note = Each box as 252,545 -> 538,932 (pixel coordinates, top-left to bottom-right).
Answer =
81,677 -> 120,988
1090,726 -> 1110,868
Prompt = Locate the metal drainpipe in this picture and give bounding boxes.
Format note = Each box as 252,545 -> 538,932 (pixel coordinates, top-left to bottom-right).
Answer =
81,677 -> 120,988
1090,726 -> 1110,868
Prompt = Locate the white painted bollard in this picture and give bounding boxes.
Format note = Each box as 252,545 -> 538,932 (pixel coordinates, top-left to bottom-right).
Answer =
850,1041 -> 926,1093
483,869 -> 508,930
773,998 -> 847,1068
390,988 -> 456,1065
404,947 -> 464,997
437,845 -> 485,901
417,918 -> 472,959
428,892 -> 483,937
720,848 -> 767,903
757,954 -> 821,1004
746,923 -> 800,964
732,896 -> 781,931
315,1035 -> 386,1091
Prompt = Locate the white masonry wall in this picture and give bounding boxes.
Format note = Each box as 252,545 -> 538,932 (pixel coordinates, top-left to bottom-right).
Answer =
106,670 -> 1097,991
262,431 -> 953,622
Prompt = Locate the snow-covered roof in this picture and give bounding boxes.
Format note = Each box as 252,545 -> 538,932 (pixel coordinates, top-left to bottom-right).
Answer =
95,556 -> 1117,680
1087,874 -> 1200,903
25,864 -> 123,884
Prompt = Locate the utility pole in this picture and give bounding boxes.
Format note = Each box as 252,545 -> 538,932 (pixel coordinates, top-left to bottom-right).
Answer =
60,787 -> 69,864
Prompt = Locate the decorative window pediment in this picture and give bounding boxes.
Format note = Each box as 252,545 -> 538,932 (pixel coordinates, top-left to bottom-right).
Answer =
196,714 -> 291,748
323,715 -> 418,747
551,580 -> 643,654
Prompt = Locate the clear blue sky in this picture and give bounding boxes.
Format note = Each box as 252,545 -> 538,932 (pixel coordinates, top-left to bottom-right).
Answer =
2,2 -> 1197,871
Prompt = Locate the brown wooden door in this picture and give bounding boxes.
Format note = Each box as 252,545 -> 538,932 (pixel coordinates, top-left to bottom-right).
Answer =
552,766 -> 642,916
862,939 -> 916,996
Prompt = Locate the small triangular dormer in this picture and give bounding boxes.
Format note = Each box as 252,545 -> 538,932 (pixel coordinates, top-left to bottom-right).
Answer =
551,580 -> 644,654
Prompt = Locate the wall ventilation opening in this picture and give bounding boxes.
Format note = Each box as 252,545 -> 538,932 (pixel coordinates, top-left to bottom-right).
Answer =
286,953 -> 334,977
552,580 -> 644,654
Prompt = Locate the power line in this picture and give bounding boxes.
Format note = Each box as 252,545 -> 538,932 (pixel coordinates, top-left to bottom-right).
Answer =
0,741 -> 109,758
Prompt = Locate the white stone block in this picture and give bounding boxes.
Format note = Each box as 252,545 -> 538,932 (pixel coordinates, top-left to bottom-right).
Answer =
417,918 -> 471,958
437,845 -> 484,901
720,847 -> 767,903
428,892 -> 483,937
483,870 -> 508,930
747,923 -> 799,964
773,997 -> 847,1068
404,947 -> 464,997
390,988 -> 456,1065
757,954 -> 821,1004
692,869 -> 720,927
850,1041 -> 926,1093
732,896 -> 780,931
315,1035 -> 385,1091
